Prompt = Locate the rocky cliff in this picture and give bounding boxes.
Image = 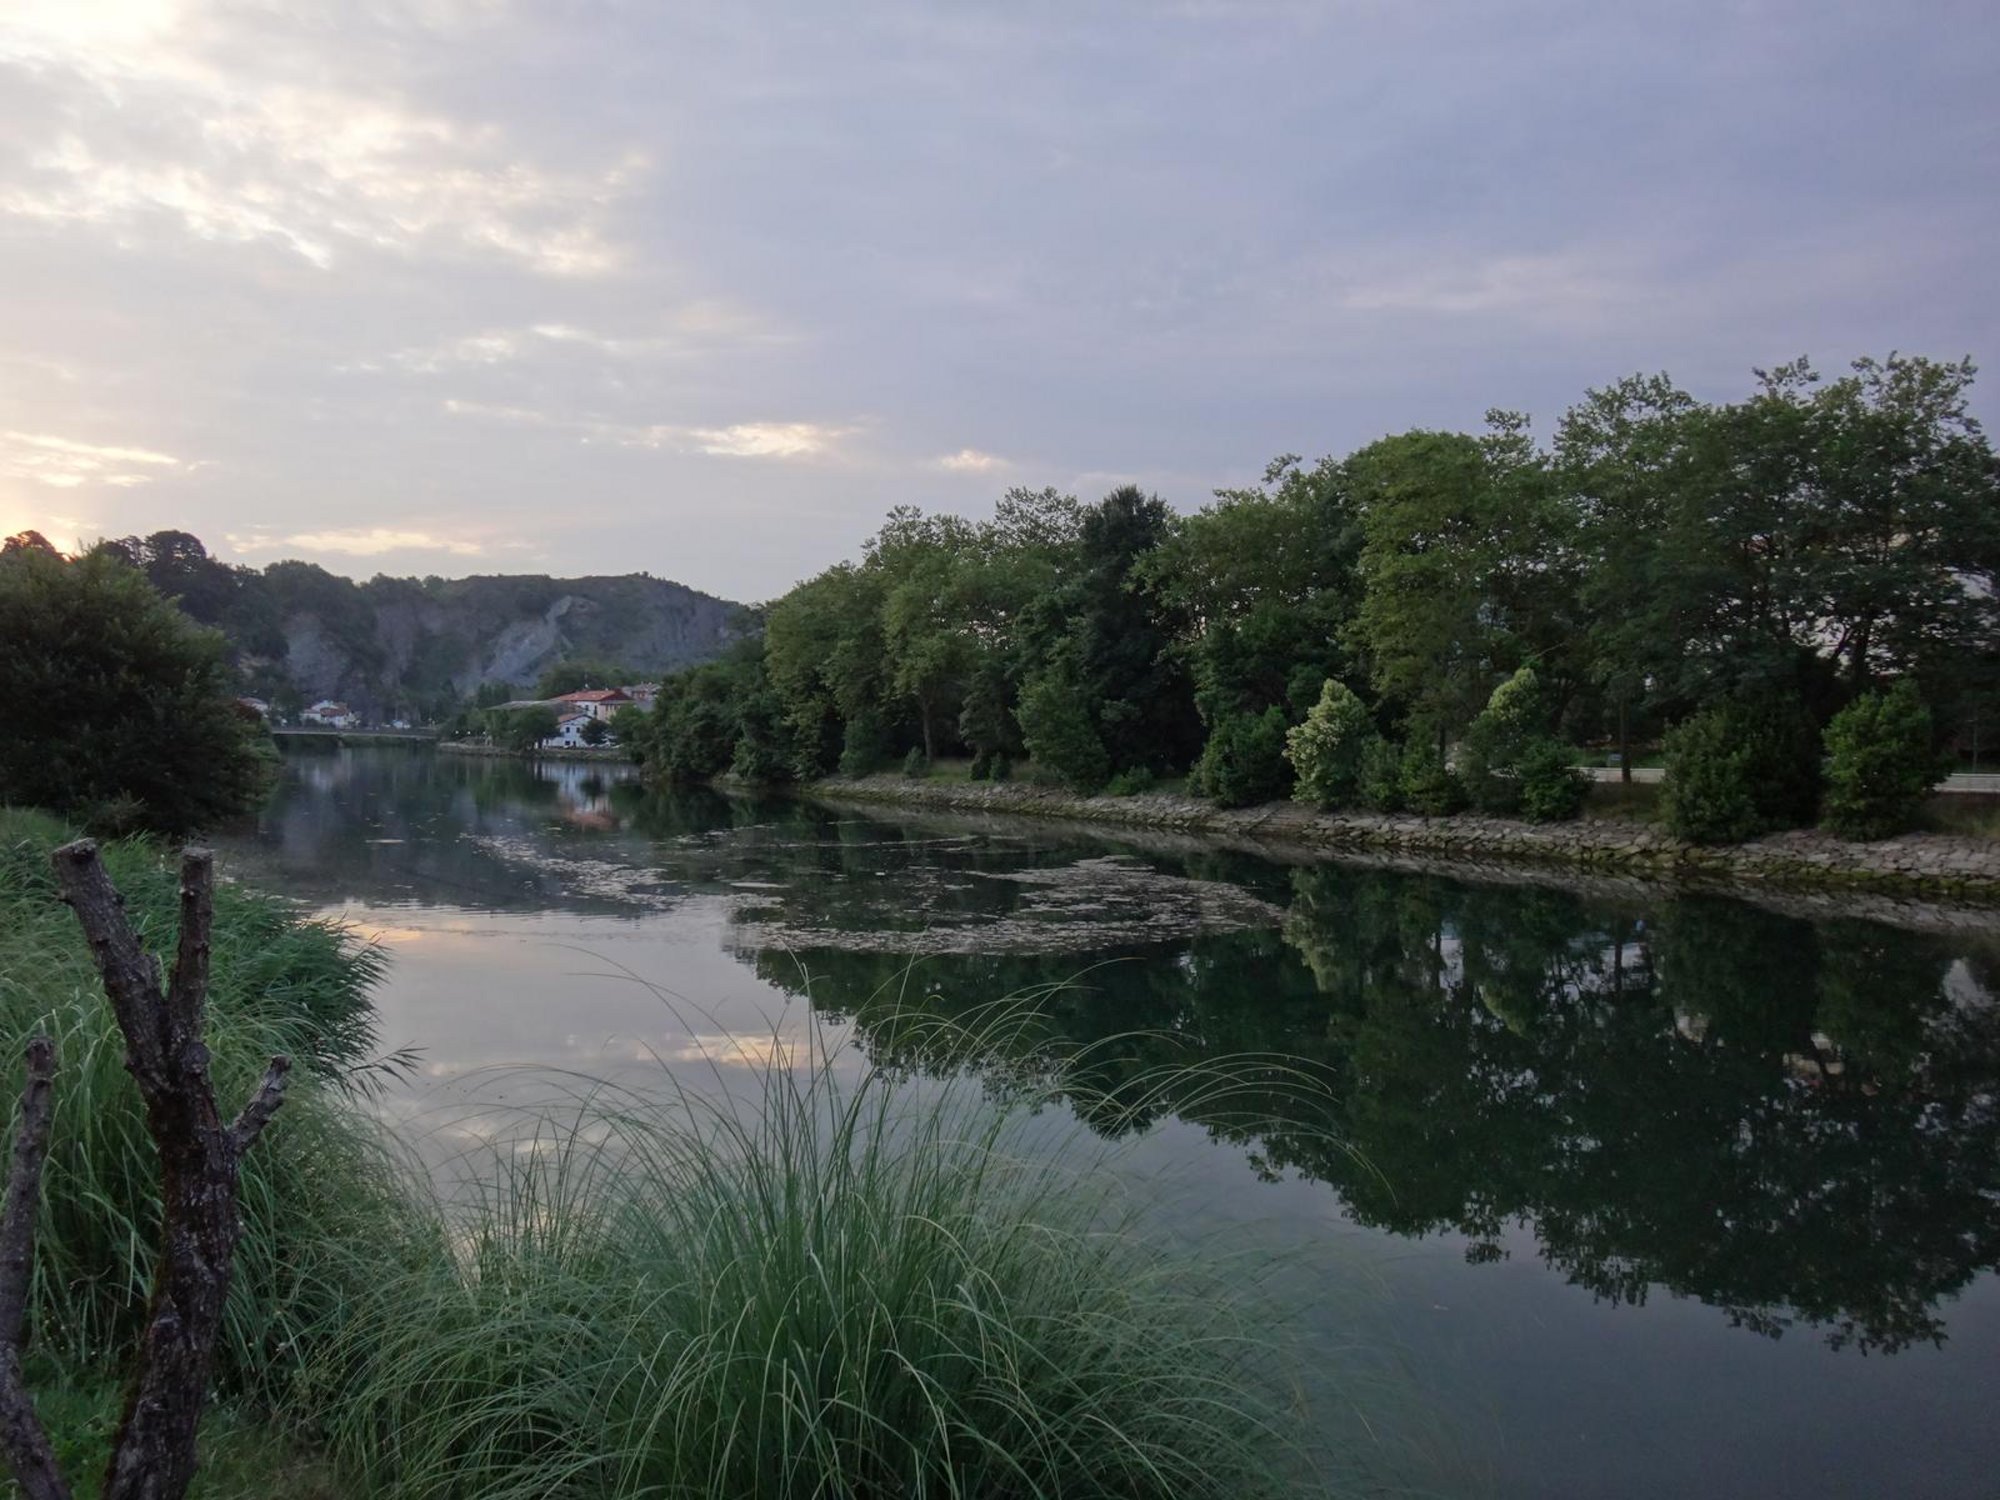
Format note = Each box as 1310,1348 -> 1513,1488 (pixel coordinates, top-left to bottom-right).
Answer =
96,531 -> 744,717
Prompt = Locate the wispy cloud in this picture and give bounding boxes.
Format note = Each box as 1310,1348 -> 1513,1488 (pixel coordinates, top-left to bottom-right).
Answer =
228,527 -> 490,558
0,431 -> 183,488
937,448 -> 1008,473
0,5 -> 641,274
442,401 -> 854,461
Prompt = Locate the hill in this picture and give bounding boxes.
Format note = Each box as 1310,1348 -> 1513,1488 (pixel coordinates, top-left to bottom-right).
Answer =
96,531 -> 744,719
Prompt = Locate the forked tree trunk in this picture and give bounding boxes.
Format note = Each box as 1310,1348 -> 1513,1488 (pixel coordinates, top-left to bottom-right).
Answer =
0,842 -> 290,1500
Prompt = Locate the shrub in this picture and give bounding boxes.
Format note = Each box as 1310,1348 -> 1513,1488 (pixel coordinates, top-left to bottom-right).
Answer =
1821,682 -> 1943,840
1194,707 -> 1292,808
902,746 -> 931,779
1285,681 -> 1377,810
990,753 -> 1014,782
1358,737 -> 1407,812
838,711 -> 894,776
1018,671 -> 1110,794
1662,696 -> 1823,843
1400,742 -> 1467,816
1515,737 -> 1589,822
968,749 -> 993,781
1105,766 -> 1157,796
1459,667 -> 1545,814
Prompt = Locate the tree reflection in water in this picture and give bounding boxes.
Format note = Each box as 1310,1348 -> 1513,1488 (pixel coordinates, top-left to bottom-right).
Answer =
746,868 -> 2000,1355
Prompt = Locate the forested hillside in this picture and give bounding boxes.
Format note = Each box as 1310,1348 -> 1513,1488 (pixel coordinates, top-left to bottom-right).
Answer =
84,534 -> 743,719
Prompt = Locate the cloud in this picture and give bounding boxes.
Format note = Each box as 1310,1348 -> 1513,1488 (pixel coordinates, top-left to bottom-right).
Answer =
937,448 -> 1008,473
0,431 -> 183,488
680,423 -> 848,459
228,527 -> 489,558
0,4 -> 640,274
442,401 -> 853,461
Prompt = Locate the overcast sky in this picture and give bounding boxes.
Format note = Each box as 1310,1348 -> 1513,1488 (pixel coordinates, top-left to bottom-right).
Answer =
2,0 -> 1995,603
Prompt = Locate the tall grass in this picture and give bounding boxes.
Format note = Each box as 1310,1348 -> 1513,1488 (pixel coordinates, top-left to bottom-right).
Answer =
1,808 -> 1343,1497
305,1006 -> 1329,1499
0,808 -> 419,1402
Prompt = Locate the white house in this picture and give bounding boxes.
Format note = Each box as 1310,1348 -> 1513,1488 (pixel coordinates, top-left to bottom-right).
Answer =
302,700 -> 358,728
539,709 -> 596,749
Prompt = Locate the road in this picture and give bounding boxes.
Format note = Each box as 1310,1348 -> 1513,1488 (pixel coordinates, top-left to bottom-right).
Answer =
1584,766 -> 2000,796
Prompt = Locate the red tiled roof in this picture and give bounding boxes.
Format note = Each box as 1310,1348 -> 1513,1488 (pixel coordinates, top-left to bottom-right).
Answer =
555,689 -> 632,703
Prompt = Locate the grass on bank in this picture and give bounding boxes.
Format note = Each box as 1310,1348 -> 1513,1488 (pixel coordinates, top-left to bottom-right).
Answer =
0,807 -> 1341,1499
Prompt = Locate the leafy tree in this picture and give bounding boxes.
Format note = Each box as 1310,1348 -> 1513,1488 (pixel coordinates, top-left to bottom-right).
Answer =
1821,682 -> 1943,840
500,705 -> 560,752
579,717 -> 609,747
1285,679 -> 1378,811
1398,742 -> 1467,816
0,547 -> 274,835
1017,663 -> 1110,793
1515,739 -> 1589,822
1192,707 -> 1291,808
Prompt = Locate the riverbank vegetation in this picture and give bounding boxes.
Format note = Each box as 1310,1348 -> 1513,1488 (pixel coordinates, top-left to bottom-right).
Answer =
0,810 -> 1333,1497
0,539 -> 275,837
628,355 -> 1998,843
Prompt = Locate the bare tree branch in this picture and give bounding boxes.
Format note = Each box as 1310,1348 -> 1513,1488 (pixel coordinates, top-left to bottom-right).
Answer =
0,1040 -> 71,1500
50,840 -> 168,1091
166,850 -> 214,1053
229,1057 -> 292,1155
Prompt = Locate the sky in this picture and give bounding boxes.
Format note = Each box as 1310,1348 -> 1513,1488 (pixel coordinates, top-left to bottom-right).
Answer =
1,0 -> 1996,604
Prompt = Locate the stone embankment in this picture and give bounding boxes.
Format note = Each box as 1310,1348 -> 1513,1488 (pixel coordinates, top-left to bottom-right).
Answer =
810,775 -> 2000,904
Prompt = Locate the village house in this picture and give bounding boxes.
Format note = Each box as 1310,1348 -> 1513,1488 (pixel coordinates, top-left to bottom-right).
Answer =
620,683 -> 660,711
302,700 -> 358,728
540,708 -> 596,749
553,687 -> 633,722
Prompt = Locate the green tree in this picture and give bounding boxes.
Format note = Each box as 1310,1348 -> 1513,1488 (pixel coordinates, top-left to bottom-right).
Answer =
536,659 -> 631,699
500,704 -> 560,751
1661,697 -> 1820,843
1017,660 -> 1110,793
1192,707 -> 1292,808
580,716 -> 609,747
0,547 -> 274,835
1284,679 -> 1378,810
1821,682 -> 1943,840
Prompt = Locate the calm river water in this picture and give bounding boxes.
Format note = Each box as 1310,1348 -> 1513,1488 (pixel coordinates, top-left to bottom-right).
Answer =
221,747 -> 2000,1498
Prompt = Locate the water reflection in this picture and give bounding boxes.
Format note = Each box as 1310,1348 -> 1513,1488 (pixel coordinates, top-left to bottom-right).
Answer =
234,747 -> 2000,1360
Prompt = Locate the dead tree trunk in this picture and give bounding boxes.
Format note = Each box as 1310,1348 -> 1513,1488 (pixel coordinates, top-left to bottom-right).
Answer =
0,842 -> 291,1500
0,1040 -> 69,1500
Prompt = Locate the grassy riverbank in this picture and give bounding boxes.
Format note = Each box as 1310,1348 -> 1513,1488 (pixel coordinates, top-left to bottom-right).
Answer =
0,809 -> 1336,1498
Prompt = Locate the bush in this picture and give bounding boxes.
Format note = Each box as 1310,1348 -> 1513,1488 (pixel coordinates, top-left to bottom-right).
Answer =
838,711 -> 894,776
1285,681 -> 1377,810
1018,671 -> 1110,794
902,746 -> 931,779
1194,708 -> 1292,808
1459,668 -> 1545,815
1662,697 -> 1823,843
0,546 -> 274,836
1821,682 -> 1943,840
1661,709 -> 1759,843
1358,737 -> 1407,812
1515,737 -> 1589,822
1400,742 -> 1467,816
1105,766 -> 1156,796
990,753 -> 1014,782
968,750 -> 993,781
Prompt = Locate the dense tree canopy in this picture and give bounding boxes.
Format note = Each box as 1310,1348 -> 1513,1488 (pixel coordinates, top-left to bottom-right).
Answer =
0,545 -> 274,835
615,355 -> 1995,835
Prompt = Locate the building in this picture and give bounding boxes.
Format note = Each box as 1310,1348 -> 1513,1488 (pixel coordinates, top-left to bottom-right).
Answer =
621,683 -> 660,711
302,700 -> 358,728
540,709 -> 596,749
235,696 -> 270,719
552,688 -> 633,722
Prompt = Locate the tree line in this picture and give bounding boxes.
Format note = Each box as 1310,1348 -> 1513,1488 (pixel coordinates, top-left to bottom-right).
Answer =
630,354 -> 1999,840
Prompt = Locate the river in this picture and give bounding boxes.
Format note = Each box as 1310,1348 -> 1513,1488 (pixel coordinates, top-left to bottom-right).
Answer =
219,746 -> 2000,1498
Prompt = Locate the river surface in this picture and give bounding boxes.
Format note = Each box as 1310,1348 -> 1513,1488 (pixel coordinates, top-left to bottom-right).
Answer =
220,747 -> 2000,1498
